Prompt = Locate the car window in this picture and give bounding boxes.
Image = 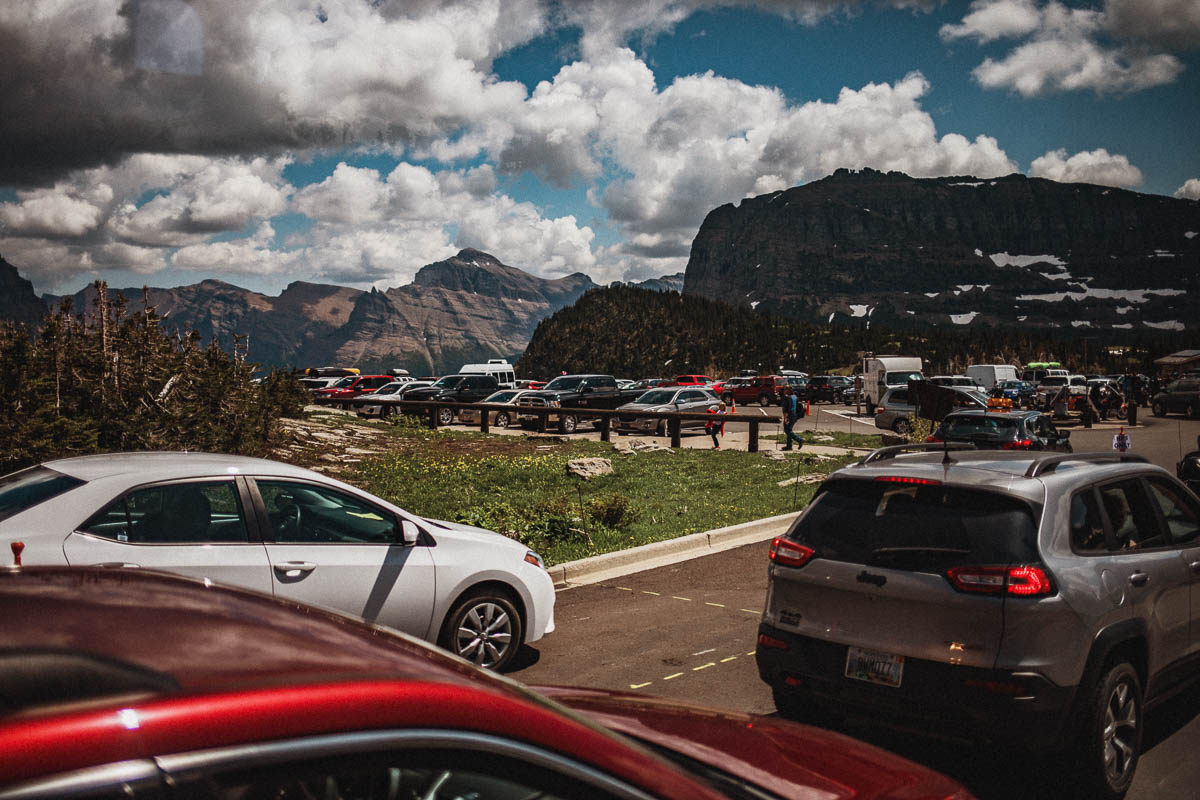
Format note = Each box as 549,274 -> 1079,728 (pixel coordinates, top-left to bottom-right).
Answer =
1097,480 -> 1165,551
1070,489 -> 1109,553
790,479 -> 1040,572
887,390 -> 909,404
1145,478 -> 1200,545
81,481 -> 249,544
0,466 -> 85,524
256,480 -> 397,544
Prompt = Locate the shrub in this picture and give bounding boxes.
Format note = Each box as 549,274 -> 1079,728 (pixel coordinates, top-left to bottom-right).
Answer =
586,493 -> 640,528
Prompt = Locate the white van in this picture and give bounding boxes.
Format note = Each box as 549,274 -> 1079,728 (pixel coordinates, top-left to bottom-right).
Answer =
460,359 -> 516,389
862,356 -> 924,412
965,364 -> 1018,391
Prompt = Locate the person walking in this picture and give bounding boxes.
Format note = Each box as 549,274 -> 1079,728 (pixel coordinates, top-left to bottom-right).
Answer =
705,401 -> 727,449
781,386 -> 805,451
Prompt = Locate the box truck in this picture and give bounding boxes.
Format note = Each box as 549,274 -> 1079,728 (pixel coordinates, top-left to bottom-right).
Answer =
966,364 -> 1018,391
863,355 -> 924,413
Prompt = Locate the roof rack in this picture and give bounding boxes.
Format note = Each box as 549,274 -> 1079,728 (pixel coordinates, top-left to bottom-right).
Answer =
858,442 -> 976,466
1024,453 -> 1149,479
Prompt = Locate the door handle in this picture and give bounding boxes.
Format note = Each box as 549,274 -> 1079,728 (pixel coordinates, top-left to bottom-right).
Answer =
274,562 -> 317,577
1128,572 -> 1150,587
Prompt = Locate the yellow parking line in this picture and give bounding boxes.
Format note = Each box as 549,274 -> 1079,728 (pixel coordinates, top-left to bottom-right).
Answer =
616,587 -> 633,591
630,682 -> 652,689
692,662 -> 716,671
705,602 -> 725,608
642,590 -> 661,596
663,672 -> 684,681
746,650 -> 756,656
672,596 -> 692,601
740,608 -> 759,614
720,656 -> 738,663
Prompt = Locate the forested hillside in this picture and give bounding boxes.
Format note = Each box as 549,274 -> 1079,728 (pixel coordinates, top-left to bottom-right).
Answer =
518,286 -> 1197,379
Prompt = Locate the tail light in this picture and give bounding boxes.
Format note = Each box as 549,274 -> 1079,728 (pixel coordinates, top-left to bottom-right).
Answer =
769,537 -> 815,568
946,565 -> 1053,596
875,406 -> 886,414
758,633 -> 790,650
926,434 -> 942,443
1001,439 -> 1035,450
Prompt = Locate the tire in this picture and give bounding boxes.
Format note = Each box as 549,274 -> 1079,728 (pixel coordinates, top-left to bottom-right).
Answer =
494,412 -> 510,428
656,420 -> 666,437
1074,661 -> 1142,800
893,418 -> 911,436
758,394 -> 772,407
558,414 -> 578,434
438,590 -> 523,671
436,407 -> 455,426
1152,401 -> 1165,417
866,400 -> 876,415
1114,404 -> 1127,421
722,393 -> 734,404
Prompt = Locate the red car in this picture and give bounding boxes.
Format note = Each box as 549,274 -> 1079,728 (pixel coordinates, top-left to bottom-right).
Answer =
0,567 -> 972,800
312,374 -> 393,406
669,374 -> 713,387
718,374 -> 789,407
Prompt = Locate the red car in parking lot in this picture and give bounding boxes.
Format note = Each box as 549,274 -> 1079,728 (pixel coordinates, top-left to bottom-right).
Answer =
312,374 -> 394,406
0,567 -> 972,800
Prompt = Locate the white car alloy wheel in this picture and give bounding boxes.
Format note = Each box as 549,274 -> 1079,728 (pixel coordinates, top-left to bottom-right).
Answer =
442,591 -> 523,671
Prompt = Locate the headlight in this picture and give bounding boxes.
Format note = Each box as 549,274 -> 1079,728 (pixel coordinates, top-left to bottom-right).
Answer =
524,550 -> 545,569
548,398 -> 560,407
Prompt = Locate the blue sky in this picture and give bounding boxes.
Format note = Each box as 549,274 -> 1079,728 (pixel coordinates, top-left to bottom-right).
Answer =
2,0 -> 1197,297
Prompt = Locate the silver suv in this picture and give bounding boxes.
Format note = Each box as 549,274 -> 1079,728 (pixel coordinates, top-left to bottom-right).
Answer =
756,445 -> 1200,800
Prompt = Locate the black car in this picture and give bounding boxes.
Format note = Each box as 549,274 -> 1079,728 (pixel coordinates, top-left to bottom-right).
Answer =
402,374 -> 500,425
928,409 -> 1072,452
1151,376 -> 1200,418
806,375 -> 851,403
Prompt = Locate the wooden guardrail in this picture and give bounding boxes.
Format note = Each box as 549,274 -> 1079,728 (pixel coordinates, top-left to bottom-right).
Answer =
365,400 -> 783,452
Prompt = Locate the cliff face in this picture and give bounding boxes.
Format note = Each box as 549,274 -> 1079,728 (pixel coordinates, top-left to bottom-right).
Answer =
35,249 -> 597,373
0,255 -> 49,330
683,169 -> 1200,331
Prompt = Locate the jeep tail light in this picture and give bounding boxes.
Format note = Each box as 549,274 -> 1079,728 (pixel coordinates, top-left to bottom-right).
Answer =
946,565 -> 1053,596
758,633 -> 790,650
1001,439 -> 1035,450
769,537 -> 814,568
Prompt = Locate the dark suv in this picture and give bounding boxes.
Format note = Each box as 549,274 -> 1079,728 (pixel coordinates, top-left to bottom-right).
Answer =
807,375 -> 851,403
403,374 -> 499,425
757,446 -> 1200,799
928,409 -> 1072,452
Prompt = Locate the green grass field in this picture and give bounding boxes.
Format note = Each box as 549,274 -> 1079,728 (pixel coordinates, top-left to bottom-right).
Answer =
346,424 -> 858,566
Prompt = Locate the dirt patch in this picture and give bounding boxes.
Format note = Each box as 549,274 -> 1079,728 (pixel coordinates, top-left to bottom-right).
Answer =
272,413 -> 578,475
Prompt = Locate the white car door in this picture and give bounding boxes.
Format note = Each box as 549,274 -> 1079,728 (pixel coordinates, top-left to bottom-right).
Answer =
63,478 -> 274,592
253,478 -> 439,640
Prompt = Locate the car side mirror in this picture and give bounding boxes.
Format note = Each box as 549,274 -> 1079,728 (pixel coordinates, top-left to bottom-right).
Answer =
401,520 -> 420,545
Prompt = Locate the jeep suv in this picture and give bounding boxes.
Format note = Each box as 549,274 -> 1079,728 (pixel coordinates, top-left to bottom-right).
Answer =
757,446 -> 1200,800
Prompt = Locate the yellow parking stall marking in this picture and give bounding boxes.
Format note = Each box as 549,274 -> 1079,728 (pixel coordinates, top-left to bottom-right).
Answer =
642,590 -> 661,596
720,656 -> 738,663
630,682 -> 652,689
616,587 -> 633,591
740,609 -> 759,614
705,602 -> 725,608
747,650 -> 756,656
692,662 -> 716,671
672,596 -> 692,601
663,672 -> 684,681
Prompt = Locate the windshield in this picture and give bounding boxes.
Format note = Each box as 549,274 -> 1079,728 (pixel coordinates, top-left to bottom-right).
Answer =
0,467 -> 86,523
432,375 -> 464,388
886,371 -> 923,385
483,391 -> 518,403
940,415 -> 1020,437
790,479 -> 1040,572
330,376 -> 356,388
635,389 -> 677,405
543,376 -> 584,391
372,382 -> 403,394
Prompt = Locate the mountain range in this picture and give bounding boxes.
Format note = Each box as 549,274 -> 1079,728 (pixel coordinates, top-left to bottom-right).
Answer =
684,168 -> 1199,333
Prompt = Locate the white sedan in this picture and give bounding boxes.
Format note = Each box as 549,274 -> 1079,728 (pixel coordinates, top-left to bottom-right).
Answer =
0,452 -> 554,671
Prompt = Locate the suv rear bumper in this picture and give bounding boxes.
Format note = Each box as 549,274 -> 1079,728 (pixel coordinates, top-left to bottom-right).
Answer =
756,622 -> 1079,750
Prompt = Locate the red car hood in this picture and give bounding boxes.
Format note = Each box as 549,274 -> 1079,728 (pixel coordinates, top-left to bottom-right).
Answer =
536,686 -> 971,800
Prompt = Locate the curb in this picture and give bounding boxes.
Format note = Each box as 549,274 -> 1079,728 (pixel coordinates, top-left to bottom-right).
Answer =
546,510 -> 801,589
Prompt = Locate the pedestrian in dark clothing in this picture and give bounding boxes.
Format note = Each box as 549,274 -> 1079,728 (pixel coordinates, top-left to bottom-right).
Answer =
1124,374 -> 1139,426
781,387 -> 805,450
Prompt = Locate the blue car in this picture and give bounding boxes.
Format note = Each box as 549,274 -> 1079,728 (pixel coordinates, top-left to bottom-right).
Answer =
994,379 -> 1035,405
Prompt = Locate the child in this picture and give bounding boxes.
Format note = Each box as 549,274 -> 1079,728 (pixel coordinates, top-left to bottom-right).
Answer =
706,402 -> 727,449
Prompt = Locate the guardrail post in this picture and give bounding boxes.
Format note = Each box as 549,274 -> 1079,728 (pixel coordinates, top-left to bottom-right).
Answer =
429,407 -> 439,429
669,417 -> 681,448
480,408 -> 489,434
598,415 -> 611,442
537,412 -> 547,433
748,420 -> 760,452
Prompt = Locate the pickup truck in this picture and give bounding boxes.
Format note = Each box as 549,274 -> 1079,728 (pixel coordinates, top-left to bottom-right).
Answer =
516,374 -> 643,433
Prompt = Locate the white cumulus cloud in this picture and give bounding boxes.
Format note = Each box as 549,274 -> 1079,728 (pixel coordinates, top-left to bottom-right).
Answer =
1175,178 -> 1200,199
1029,147 -> 1144,186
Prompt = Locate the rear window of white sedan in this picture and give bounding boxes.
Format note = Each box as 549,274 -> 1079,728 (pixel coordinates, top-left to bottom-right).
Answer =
0,466 -> 85,523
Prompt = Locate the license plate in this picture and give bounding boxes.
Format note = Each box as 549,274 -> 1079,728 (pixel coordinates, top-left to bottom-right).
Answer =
845,646 -> 904,688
